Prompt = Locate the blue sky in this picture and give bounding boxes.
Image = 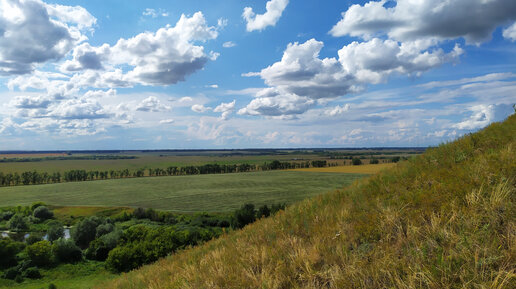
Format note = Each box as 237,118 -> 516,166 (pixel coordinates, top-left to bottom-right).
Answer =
0,0 -> 515,150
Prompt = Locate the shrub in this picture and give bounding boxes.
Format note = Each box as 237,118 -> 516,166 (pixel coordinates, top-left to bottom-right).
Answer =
8,214 -> 28,231
133,207 -> 146,219
391,156 -> 401,163
26,241 -> 52,267
369,158 -> 379,164
26,234 -> 43,245
71,216 -> 102,248
233,204 -> 256,229
47,221 -> 64,242
33,206 -> 53,220
52,238 -> 82,263
0,238 -> 22,268
30,202 -> 46,212
48,284 -> 57,289
257,205 -> 271,218
3,267 -> 18,280
352,157 -> 362,165
23,267 -> 42,279
86,230 -> 121,261
0,210 -> 14,221
96,223 -> 114,238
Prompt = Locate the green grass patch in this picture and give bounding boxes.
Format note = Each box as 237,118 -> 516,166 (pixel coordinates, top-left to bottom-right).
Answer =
0,261 -> 115,289
0,171 -> 366,212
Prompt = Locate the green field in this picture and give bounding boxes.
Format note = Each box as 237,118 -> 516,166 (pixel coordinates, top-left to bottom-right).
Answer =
0,171 -> 366,212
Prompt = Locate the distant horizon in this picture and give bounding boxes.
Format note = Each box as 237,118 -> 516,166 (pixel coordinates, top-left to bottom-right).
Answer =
0,0 -> 515,150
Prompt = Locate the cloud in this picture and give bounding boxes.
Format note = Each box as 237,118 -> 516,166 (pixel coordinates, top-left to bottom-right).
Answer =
240,38 -> 461,116
214,100 -> 235,120
0,0 -> 96,75
330,0 -> 516,45
324,104 -> 350,116
191,104 -> 211,113
11,95 -> 52,109
61,12 -> 219,86
205,84 -> 219,88
452,104 -> 514,130
242,0 -> 289,32
47,98 -> 110,120
503,22 -> 516,41
142,8 -> 169,18
159,119 -> 174,124
223,41 -> 236,48
136,96 -> 170,112
238,93 -> 315,116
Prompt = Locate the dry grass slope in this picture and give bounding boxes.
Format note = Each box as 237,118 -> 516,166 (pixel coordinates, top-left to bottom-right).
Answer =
103,114 -> 516,289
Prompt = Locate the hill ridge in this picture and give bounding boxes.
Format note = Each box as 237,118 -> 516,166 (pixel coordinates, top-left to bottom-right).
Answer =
104,114 -> 516,289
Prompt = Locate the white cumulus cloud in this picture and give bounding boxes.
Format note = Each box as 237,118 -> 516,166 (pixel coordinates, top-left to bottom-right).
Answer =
242,0 -> 289,32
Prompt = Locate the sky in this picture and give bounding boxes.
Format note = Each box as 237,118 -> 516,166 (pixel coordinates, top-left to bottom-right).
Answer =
0,0 -> 515,150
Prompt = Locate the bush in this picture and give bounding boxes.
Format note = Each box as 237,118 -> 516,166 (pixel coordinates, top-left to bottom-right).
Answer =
26,241 -> 53,267
33,206 -> 53,220
257,205 -> 271,218
71,216 -> 102,248
30,202 -> 46,212
47,221 -> 64,242
133,207 -> 146,219
233,204 -> 256,229
3,267 -> 18,280
0,238 -> 22,268
369,158 -> 379,164
86,230 -> 121,261
0,210 -> 14,221
8,214 -> 28,231
391,156 -> 401,163
52,238 -> 82,263
96,223 -> 114,238
49,284 -> 57,289
26,234 -> 43,245
352,157 -> 362,165
23,267 -> 42,279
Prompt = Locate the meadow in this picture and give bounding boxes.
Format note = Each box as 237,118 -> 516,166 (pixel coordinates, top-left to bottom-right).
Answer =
0,171 -> 366,212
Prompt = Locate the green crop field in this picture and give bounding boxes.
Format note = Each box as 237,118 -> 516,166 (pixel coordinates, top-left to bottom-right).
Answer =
0,171 -> 366,212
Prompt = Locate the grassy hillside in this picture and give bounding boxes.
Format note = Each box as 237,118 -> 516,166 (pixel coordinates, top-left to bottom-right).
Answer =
0,171 -> 365,212
102,114 -> 515,289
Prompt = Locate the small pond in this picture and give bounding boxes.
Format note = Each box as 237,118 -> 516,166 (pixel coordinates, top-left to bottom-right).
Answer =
1,228 -> 70,242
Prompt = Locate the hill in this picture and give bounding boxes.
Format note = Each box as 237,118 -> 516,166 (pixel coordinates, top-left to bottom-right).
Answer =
103,114 -> 515,288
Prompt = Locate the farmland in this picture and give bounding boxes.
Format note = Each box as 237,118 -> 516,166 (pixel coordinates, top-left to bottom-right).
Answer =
0,171 -> 366,212
0,148 -> 421,174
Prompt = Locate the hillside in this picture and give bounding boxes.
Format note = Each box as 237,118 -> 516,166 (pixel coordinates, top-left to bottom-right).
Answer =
103,114 -> 515,289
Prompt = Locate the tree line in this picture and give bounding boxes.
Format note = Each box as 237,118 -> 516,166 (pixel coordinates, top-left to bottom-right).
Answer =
0,160 -> 327,187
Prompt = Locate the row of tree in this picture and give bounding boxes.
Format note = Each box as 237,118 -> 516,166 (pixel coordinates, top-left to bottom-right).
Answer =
0,160 -> 328,187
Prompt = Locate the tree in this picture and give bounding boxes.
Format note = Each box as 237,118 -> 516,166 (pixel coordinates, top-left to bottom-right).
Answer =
47,221 -> 64,242
26,241 -> 53,267
370,158 -> 379,164
257,205 -> 271,218
52,238 -> 82,263
8,214 -> 28,231
391,156 -> 401,163
233,204 -> 256,229
0,238 -> 22,268
33,206 -> 53,220
352,157 -> 362,166
72,216 -> 102,248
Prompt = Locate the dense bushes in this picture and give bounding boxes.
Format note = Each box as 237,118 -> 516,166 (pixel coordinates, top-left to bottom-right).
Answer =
26,241 -> 52,267
106,225 -> 220,272
0,238 -> 23,268
52,238 -> 82,263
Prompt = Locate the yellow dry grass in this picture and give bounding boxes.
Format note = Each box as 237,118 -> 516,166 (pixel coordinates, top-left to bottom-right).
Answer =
290,163 -> 395,174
